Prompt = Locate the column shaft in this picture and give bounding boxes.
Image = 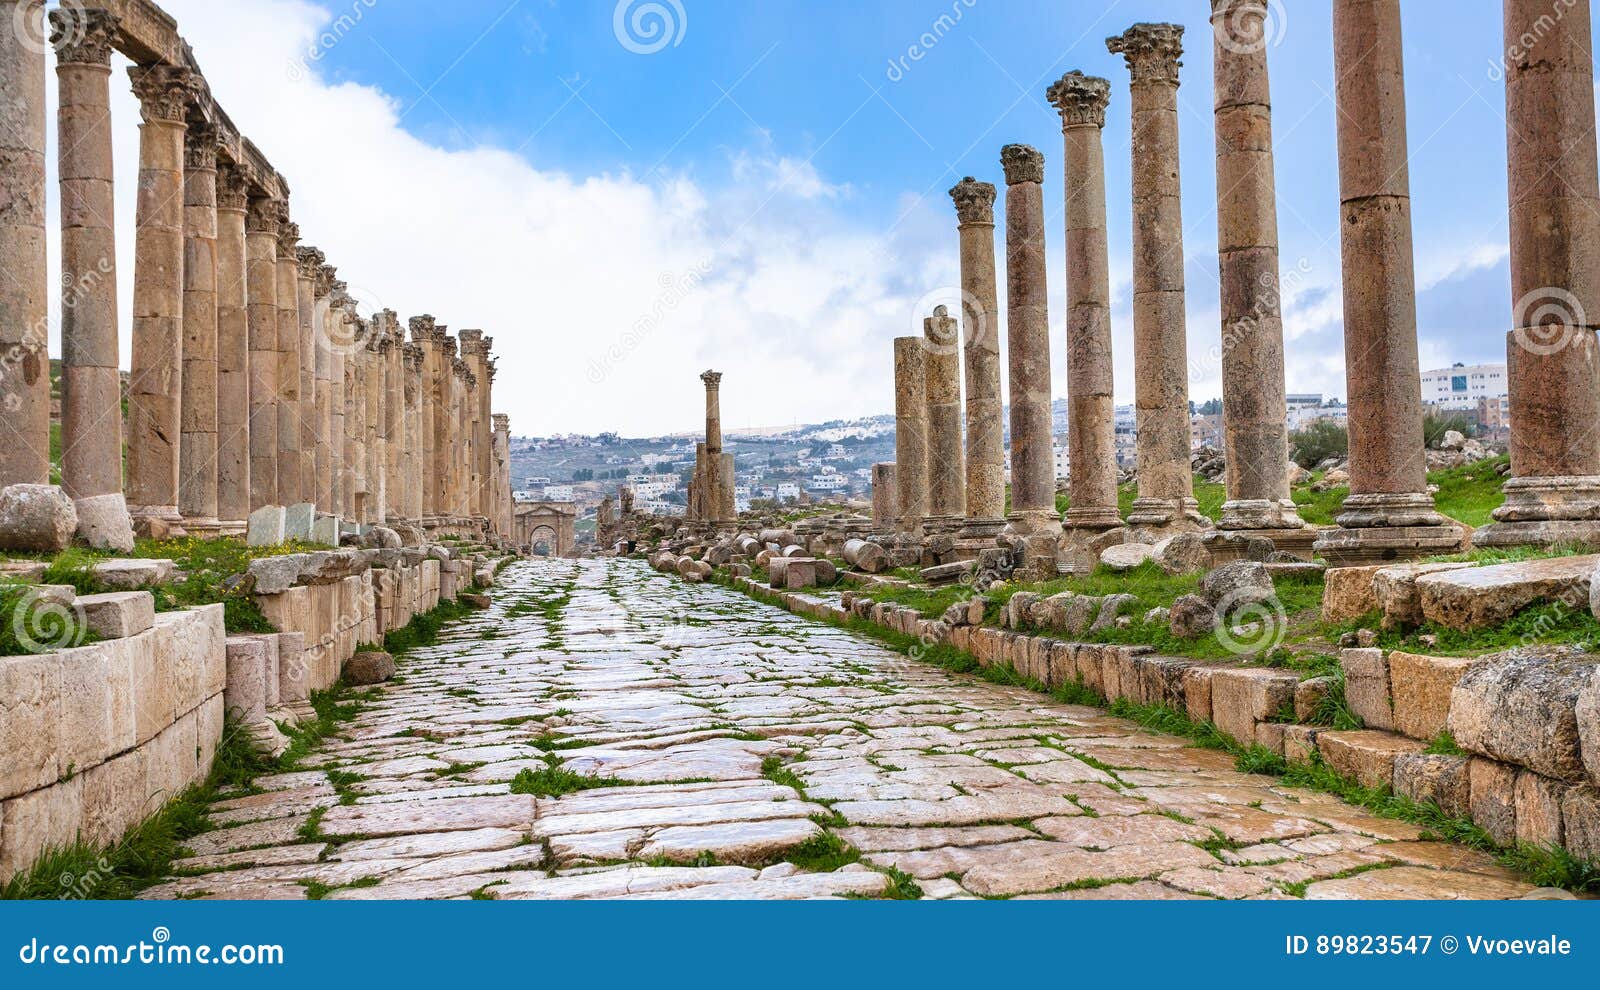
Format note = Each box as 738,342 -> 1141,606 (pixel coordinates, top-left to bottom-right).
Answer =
1000,145 -> 1058,525
245,197 -> 279,510
214,165 -> 250,526
893,337 -> 929,537
295,254 -> 317,508
923,307 -> 965,523
274,222 -> 301,506
178,124 -> 219,528
872,463 -> 898,532
950,179 -> 1005,529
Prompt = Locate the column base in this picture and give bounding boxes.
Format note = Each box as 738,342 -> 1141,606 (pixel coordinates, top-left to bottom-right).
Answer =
959,517 -> 1008,541
1474,475 -> 1600,549
74,493 -> 136,553
181,517 -> 224,539
1312,491 -> 1468,565
1204,525 -> 1320,564
923,514 -> 966,536
1000,511 -> 1064,582
1063,504 -> 1124,533
1126,495 -> 1208,532
1218,497 -> 1306,532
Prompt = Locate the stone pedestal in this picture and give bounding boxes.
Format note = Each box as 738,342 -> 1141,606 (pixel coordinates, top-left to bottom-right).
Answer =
1476,0 -> 1600,548
178,123 -> 220,533
215,164 -> 251,529
950,177 -> 1006,536
1208,0 -> 1311,552
53,11 -> 134,552
998,144 -> 1062,572
923,306 -> 965,532
1314,0 -> 1464,564
1108,24 -> 1206,536
893,337 -> 930,539
1049,73 -> 1124,544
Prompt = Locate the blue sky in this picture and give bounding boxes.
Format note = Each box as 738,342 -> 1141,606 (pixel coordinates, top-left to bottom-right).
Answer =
100,0 -> 1545,434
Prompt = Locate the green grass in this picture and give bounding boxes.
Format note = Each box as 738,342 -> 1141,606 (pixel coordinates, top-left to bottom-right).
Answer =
383,597 -> 478,655
1429,455 -> 1510,527
0,583 -> 97,655
1372,597 -> 1600,657
1058,478 -> 1227,523
861,582 -> 974,620
508,764 -> 625,798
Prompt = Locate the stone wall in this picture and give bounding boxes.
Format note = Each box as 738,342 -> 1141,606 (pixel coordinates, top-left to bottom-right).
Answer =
0,605 -> 226,880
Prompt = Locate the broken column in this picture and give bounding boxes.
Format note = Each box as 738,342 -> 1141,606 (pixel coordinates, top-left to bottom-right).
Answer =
245,194 -> 280,511
893,337 -> 930,539
1476,0 -> 1600,547
1048,72 -> 1123,545
127,63 -> 197,528
923,306 -> 966,531
1209,0 -> 1310,554
871,463 -> 898,532
178,119 -> 220,533
0,0 -> 50,492
1108,24 -> 1205,535
54,9 -> 134,551
999,143 -> 1062,573
215,163 -> 251,530
950,177 -> 1006,537
1315,0 -> 1466,563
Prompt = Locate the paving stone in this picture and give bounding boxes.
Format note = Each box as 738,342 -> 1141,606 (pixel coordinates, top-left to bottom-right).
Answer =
1303,865 -> 1534,900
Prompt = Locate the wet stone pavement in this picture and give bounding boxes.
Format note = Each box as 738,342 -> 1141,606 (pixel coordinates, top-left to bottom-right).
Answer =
140,559 -> 1542,900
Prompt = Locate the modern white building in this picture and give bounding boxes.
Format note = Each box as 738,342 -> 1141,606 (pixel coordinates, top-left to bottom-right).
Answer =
543,484 -> 576,502
810,474 -> 848,492
1421,362 -> 1508,411
777,482 -> 801,502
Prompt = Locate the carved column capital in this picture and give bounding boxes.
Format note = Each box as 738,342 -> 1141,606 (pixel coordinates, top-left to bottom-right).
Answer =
216,163 -> 250,211
245,196 -> 283,235
1046,71 -> 1111,129
700,370 -> 723,389
999,144 -> 1045,186
184,122 -> 219,171
129,64 -> 199,124
296,246 -> 325,280
1107,23 -> 1184,87
50,7 -> 120,66
949,177 -> 997,227
276,220 -> 300,259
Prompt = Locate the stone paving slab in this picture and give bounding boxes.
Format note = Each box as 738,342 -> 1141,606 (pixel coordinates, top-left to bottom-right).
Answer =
137,559 -> 1545,900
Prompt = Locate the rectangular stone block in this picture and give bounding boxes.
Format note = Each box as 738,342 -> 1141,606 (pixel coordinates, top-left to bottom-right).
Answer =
1317,729 -> 1426,790
1393,752 -> 1470,819
1560,787 -> 1600,861
277,632 -> 309,704
1046,642 -> 1076,690
55,642 -> 116,776
196,694 -> 224,784
225,635 -> 271,721
1468,756 -> 1519,847
1447,651 -> 1598,782
1340,647 -> 1393,732
1389,651 -> 1474,742
284,502 -> 316,541
1182,666 -> 1215,724
311,513 -> 341,547
1421,554 -> 1599,633
1282,724 -> 1319,764
127,629 -> 171,747
74,591 -> 156,639
1373,562 -> 1474,629
0,776 -> 84,882
1255,721 -> 1286,756
1209,668 -> 1298,746
1321,564 -> 1384,624
78,745 -> 148,850
1514,771 -> 1568,848
247,505 -> 286,547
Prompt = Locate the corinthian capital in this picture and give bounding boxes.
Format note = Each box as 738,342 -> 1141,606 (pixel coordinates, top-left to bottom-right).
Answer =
949,177 -> 997,227
1046,71 -> 1111,129
700,370 -> 723,389
1107,23 -> 1184,87
51,7 -> 119,66
999,144 -> 1044,186
245,196 -> 283,235
129,64 -> 199,124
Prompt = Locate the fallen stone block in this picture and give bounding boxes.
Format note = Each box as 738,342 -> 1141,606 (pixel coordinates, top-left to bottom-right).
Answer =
1317,729 -> 1426,790
1373,562 -> 1473,629
92,558 -> 173,590
74,591 -> 155,640
246,554 -> 306,596
345,651 -> 396,686
1153,533 -> 1209,576
1100,542 -> 1155,572
1418,554 -> 1599,632
0,484 -> 76,553
283,502 -> 317,541
247,505 -> 287,547
72,492 -> 135,553
1447,648 -> 1598,782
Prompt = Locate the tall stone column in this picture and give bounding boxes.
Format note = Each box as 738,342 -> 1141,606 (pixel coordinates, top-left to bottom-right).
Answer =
178,120 -> 220,532
245,195 -> 281,510
295,247 -> 320,509
893,337 -> 929,538
460,330 -> 489,518
999,143 -> 1062,572
0,0 -> 50,489
383,317 -> 404,523
366,330 -> 384,523
451,359 -> 471,518
329,287 -> 353,519
127,64 -> 196,526
1210,0 -> 1308,552
53,9 -> 134,550
700,370 -> 730,524
923,306 -> 965,529
1315,0 -> 1466,562
214,163 -> 251,529
481,357 -> 497,522
409,317 -> 437,518
403,343 -> 425,521
1048,74 -> 1123,541
871,463 -> 898,532
1108,25 -> 1205,535
950,178 -> 1006,535
436,336 -> 458,517
1477,0 -> 1600,547
348,321 -> 369,521
274,219 -> 302,507
493,413 -> 512,535
312,263 -> 335,514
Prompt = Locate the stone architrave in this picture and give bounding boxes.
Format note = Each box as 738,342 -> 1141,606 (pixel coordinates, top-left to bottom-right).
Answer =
178,119 -> 221,532
53,9 -> 134,551
1208,0 -> 1311,555
923,306 -> 965,530
1476,0 -> 1600,548
1314,0 -> 1466,563
127,63 -> 197,526
215,163 -> 251,529
999,143 -> 1063,564
1047,72 -> 1123,542
950,177 -> 1006,536
0,0 -> 50,488
893,337 -> 930,538
1108,24 -> 1206,535
245,195 -> 281,511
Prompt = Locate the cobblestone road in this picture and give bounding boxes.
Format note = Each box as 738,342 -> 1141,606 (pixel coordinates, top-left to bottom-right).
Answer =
141,559 -> 1540,900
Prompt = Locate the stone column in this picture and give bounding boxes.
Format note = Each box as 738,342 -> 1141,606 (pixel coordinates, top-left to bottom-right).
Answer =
700,370 -> 731,524
871,463 -> 898,532
494,413 -> 512,536
214,163 -> 251,529
329,288 -> 352,519
893,337 -> 929,538
923,306 -> 965,528
366,331 -> 384,523
274,219 -> 302,507
999,144 -> 1062,559
1108,25 -> 1205,535
437,337 -> 459,517
451,359 -> 472,519
1048,74 -> 1123,541
384,317 -> 404,523
127,63 -> 197,527
460,329 -> 488,519
295,248 -> 320,509
348,320 -> 369,522
1210,0 -> 1308,551
950,178 -> 1006,535
1315,0 -> 1466,562
1477,0 -> 1600,548
0,0 -> 49,489
409,317 -> 437,518
403,343 -> 424,521
178,120 -> 220,532
245,195 -> 280,510
53,9 -> 134,550
312,264 -> 335,515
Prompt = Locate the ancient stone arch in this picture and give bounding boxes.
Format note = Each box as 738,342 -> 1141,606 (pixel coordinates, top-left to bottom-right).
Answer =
512,501 -> 577,557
